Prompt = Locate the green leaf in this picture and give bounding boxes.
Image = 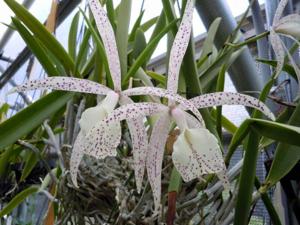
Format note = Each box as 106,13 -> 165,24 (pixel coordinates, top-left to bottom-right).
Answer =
140,16 -> 159,32
234,132 -> 260,225
266,101 -> 300,186
11,17 -> 60,76
0,92 -> 73,150
216,64 -> 226,139
226,118 -> 300,164
75,29 -> 91,74
0,186 -> 39,217
4,0 -> 75,74
0,103 -> 10,122
256,58 -> 298,82
68,12 -> 80,60
132,28 -> 147,61
146,71 -> 166,86
128,10 -> 145,42
198,17 -> 221,70
123,19 -> 178,85
116,0 -> 131,77
105,0 -> 116,30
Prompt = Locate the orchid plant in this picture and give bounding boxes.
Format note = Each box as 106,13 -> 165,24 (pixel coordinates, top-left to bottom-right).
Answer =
9,0 -> 276,214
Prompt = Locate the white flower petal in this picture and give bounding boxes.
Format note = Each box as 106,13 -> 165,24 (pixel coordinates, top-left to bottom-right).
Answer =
119,96 -> 148,193
270,30 -> 285,79
167,0 -> 194,93
8,77 -> 111,95
84,103 -> 168,157
172,128 -> 227,183
186,92 -> 275,120
70,131 -> 86,187
146,111 -> 171,213
123,87 -> 205,125
85,121 -> 121,159
89,0 -> 121,91
273,0 -> 289,26
275,14 -> 300,39
79,105 -> 107,134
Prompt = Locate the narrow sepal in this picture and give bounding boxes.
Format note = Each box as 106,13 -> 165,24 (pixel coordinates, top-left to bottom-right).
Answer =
8,77 -> 111,95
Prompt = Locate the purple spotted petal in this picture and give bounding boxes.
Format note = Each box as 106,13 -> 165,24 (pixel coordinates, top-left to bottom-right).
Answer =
146,111 -> 171,213
167,0 -> 194,93
270,30 -> 285,79
273,0 -> 289,26
8,77 -> 111,95
119,96 -> 148,193
89,0 -> 121,91
85,121 -> 121,159
186,92 -> 275,120
84,103 -> 168,156
123,87 -> 205,125
70,131 -> 86,187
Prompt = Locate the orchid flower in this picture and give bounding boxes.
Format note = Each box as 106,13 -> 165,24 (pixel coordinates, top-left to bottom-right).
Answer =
8,0 -> 203,194
270,0 -> 300,94
9,0 -> 276,214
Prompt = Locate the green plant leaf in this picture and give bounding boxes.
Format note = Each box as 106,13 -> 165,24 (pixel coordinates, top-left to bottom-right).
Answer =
4,0 -> 75,74
234,132 -> 260,225
140,16 -> 159,32
0,92 -> 73,150
256,58 -> 298,82
146,71 -> 166,86
266,101 -> 300,186
11,17 -> 60,76
68,12 -> 80,61
116,0 -> 131,77
123,19 -> 178,85
128,10 -> 145,42
0,185 -> 39,217
132,28 -> 147,61
198,17 -> 221,70
75,29 -> 91,74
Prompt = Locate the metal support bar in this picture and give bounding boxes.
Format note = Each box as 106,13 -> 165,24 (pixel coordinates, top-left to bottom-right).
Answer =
0,0 -> 81,89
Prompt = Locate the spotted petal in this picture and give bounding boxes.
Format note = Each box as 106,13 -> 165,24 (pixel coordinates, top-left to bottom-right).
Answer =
172,128 -> 227,183
119,96 -> 148,193
167,0 -> 194,93
89,0 -> 121,91
270,30 -> 285,79
84,103 -> 168,156
186,92 -> 275,120
8,77 -> 111,95
273,0 -> 289,26
70,131 -> 86,187
146,110 -> 171,213
123,87 -> 205,125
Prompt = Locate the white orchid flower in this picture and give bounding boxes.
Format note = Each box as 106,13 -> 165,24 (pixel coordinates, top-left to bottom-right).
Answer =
9,0 -> 275,214
270,0 -> 300,94
8,0 -> 203,195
